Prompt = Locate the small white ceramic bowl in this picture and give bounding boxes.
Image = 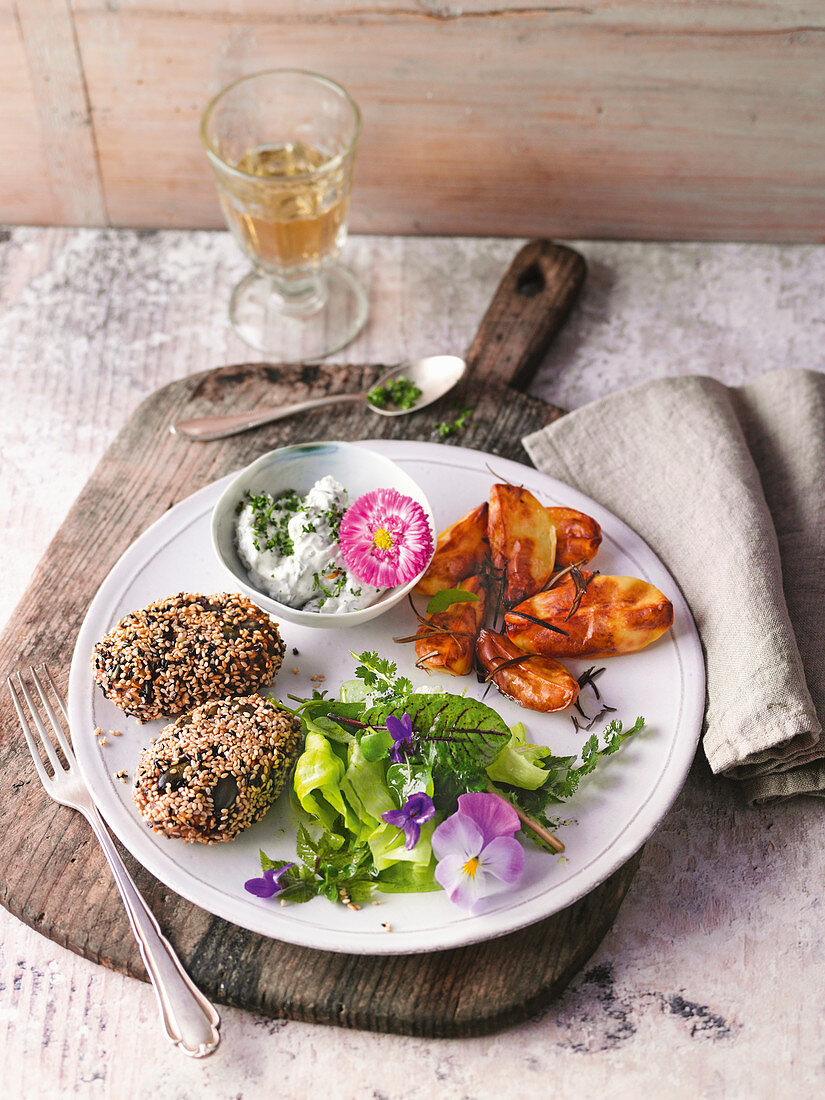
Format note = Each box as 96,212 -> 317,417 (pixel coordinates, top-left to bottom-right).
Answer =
211,440 -> 436,629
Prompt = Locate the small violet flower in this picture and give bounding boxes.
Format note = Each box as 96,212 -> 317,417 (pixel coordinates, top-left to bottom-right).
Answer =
244,862 -> 295,899
382,791 -> 436,850
386,712 -> 414,764
431,792 -> 525,913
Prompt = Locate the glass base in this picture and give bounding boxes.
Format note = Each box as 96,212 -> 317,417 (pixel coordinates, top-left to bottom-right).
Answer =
229,263 -> 368,361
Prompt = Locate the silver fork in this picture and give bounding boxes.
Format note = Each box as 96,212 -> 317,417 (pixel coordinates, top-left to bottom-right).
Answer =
8,665 -> 221,1058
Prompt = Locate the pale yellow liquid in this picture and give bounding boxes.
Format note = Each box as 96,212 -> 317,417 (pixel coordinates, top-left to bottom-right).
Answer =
219,142 -> 350,271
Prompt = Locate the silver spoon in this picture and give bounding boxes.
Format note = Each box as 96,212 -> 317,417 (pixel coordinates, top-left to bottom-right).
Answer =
170,355 -> 467,442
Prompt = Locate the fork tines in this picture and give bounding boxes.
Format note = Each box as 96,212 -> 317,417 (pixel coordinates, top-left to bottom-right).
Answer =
7,665 -> 74,784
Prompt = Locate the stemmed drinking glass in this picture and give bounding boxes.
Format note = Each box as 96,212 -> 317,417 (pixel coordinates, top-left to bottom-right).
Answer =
201,70 -> 367,361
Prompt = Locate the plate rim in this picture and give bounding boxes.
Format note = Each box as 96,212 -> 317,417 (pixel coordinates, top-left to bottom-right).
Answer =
69,439 -> 705,955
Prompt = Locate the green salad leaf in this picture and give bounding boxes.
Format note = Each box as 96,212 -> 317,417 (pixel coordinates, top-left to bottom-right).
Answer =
486,722 -> 553,790
490,717 -> 646,838
292,730 -> 351,832
259,651 -> 646,904
365,693 -> 510,801
425,588 -> 481,616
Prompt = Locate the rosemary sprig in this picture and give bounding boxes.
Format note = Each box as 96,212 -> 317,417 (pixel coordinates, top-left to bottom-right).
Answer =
576,666 -> 606,699
564,565 -> 598,622
506,610 -> 570,636
572,704 -> 618,733
539,558 -> 587,593
415,650 -> 440,669
481,652 -> 543,683
572,666 -> 613,729
394,594 -> 475,646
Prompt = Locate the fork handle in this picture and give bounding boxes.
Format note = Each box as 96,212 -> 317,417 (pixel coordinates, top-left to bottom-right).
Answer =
82,805 -> 221,1057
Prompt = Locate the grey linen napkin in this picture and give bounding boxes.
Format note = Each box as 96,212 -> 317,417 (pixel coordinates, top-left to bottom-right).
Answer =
522,368 -> 825,805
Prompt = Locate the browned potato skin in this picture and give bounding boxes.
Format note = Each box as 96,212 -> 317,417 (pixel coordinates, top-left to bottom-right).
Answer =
488,485 -> 557,606
546,506 -> 602,568
506,574 -> 674,658
415,576 -> 487,676
475,629 -> 579,713
415,503 -> 489,596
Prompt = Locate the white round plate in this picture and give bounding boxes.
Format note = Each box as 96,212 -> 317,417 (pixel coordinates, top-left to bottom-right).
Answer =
69,441 -> 704,956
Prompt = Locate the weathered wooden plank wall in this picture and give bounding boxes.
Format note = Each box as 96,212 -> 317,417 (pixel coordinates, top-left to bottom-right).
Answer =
4,1 -> 825,240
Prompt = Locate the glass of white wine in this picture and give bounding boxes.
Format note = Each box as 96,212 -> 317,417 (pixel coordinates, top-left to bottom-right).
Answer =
201,70 -> 367,361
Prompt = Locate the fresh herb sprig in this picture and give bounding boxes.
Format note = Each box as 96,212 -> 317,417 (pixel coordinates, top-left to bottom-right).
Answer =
351,650 -> 413,701
260,826 -> 377,905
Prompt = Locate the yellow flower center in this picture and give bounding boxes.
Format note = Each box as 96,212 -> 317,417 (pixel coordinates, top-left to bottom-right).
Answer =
463,856 -> 479,878
372,527 -> 393,551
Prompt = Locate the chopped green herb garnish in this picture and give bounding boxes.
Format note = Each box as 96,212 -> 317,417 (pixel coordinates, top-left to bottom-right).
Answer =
367,376 -> 422,411
276,489 -> 301,512
324,503 -> 345,540
436,405 -> 473,439
241,491 -> 296,557
313,570 -> 347,606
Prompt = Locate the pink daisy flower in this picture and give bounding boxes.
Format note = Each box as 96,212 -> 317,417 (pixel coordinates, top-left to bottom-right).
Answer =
339,488 -> 434,588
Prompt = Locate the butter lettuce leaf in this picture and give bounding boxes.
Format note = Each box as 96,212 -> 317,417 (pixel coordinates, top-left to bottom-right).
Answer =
486,722 -> 554,790
293,730 -> 354,832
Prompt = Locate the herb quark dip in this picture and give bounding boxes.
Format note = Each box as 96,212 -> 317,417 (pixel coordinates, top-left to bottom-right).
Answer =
235,476 -> 381,612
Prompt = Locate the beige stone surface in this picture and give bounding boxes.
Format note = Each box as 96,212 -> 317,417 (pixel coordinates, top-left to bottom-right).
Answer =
1,229 -> 824,1098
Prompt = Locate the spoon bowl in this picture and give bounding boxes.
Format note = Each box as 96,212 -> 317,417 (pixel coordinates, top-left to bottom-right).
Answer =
365,355 -> 466,417
171,355 -> 466,441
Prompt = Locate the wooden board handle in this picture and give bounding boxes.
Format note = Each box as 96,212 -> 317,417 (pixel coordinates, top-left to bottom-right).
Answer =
465,240 -> 586,393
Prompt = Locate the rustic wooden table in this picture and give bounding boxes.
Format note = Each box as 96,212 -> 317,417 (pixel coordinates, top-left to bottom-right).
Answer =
1,228 -> 825,1097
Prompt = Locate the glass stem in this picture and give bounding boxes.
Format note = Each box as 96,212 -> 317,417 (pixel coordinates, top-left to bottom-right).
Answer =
269,271 -> 327,317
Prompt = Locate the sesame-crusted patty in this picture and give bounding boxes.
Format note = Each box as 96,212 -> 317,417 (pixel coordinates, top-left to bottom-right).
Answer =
92,593 -> 286,721
133,694 -> 302,843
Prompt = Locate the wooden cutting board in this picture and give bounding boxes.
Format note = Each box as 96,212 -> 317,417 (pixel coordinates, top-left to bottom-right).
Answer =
0,240 -> 642,1037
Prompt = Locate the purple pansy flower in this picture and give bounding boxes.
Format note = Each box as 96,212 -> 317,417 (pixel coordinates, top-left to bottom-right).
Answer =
244,862 -> 295,899
386,712 -> 414,764
382,791 -> 436,850
431,792 -> 524,912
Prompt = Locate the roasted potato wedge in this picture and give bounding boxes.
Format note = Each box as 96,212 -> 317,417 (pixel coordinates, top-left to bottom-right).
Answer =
415,576 -> 487,676
546,506 -> 602,568
415,503 -> 489,596
506,573 -> 673,658
488,485 -> 557,605
475,629 -> 579,713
